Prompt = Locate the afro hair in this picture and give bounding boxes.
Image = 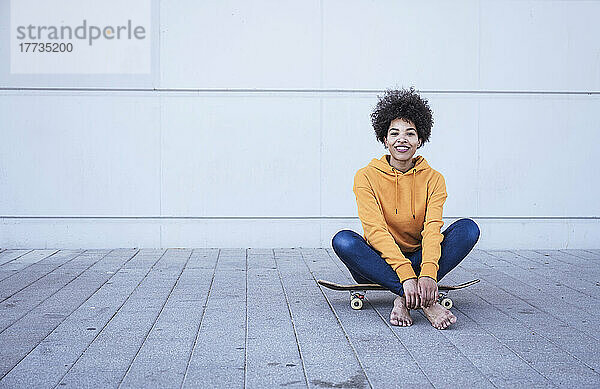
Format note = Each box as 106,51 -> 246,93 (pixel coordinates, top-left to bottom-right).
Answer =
370,87 -> 434,147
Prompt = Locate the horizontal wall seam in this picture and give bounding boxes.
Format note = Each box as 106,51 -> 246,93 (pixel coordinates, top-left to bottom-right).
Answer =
0,88 -> 599,95
1,216 -> 598,220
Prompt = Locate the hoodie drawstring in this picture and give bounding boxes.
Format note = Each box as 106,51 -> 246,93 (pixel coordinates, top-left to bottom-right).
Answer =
394,170 -> 398,214
411,168 -> 416,219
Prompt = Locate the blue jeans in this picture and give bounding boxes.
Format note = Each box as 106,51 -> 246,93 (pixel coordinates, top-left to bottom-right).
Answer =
331,218 -> 480,296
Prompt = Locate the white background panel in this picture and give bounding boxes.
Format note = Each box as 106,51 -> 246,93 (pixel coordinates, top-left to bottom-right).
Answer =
474,219 -> 600,250
0,218 -> 160,248
480,1 -> 600,91
478,94 -> 600,217
320,95 -> 384,216
161,219 -> 321,248
322,0 -> 479,90
161,94 -> 321,217
420,94 -> 479,217
5,218 -> 595,249
0,93 -> 161,215
159,0 -> 321,89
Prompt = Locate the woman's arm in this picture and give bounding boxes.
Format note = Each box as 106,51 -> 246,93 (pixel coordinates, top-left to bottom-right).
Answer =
353,172 -> 417,282
419,173 -> 448,281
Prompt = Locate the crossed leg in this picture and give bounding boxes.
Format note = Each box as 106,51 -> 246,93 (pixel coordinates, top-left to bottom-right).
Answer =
332,218 -> 480,329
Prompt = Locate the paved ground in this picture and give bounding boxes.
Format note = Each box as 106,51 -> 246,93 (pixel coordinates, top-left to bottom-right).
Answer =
0,247 -> 598,388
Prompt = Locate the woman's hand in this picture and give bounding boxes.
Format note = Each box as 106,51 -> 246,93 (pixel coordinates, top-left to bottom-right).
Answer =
418,277 -> 438,308
402,278 -> 420,309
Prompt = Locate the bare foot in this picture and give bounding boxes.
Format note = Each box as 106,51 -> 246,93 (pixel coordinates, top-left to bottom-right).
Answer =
422,302 -> 457,330
390,296 -> 413,327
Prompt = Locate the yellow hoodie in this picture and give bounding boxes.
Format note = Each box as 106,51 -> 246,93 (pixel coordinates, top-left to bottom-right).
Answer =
353,154 -> 447,282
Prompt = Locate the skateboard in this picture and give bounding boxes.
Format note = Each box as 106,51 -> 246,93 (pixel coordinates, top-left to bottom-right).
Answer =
317,279 -> 480,310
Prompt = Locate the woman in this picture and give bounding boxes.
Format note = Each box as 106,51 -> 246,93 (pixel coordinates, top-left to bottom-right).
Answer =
332,88 -> 480,330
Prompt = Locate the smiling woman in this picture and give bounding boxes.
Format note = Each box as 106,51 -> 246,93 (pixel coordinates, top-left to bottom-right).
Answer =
331,88 -> 481,330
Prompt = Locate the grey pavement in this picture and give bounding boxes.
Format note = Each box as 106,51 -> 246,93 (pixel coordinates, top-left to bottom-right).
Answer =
0,247 -> 599,388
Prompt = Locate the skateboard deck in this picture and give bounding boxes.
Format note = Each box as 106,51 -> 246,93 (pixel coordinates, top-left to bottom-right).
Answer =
317,279 -> 480,310
317,279 -> 479,291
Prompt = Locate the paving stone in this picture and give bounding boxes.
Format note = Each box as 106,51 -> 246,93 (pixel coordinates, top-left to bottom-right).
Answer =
0,250 -> 83,300
182,249 -> 246,389
0,251 -> 127,378
451,265 -> 600,373
0,249 -> 148,385
0,250 -> 31,267
559,249 -> 599,260
276,248 -> 371,389
502,340 -> 575,365
56,249 -> 190,388
119,249 -> 218,388
0,252 -> 109,332
0,250 -> 58,280
532,361 -> 600,388
244,248 -> 306,388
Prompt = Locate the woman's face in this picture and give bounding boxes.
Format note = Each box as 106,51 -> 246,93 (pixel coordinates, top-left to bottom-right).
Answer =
384,118 -> 421,163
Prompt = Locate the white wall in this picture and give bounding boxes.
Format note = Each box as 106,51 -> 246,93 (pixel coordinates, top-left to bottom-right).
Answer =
1,0 -> 599,249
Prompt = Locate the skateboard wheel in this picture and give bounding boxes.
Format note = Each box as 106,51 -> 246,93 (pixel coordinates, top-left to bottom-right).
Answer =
440,297 -> 453,309
350,292 -> 364,310
351,297 -> 363,310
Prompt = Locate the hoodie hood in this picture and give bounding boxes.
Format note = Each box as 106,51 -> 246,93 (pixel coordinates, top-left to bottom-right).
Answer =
367,154 -> 430,175
367,154 -> 431,218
